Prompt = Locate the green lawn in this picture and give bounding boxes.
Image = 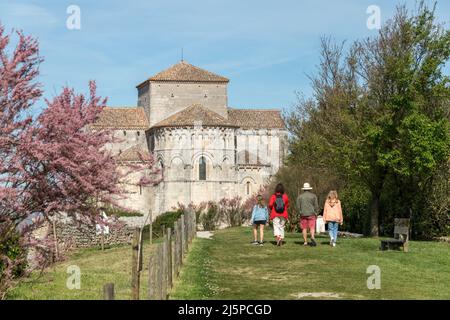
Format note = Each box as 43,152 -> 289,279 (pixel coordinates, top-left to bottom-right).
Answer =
8,227 -> 450,300
171,227 -> 450,300
8,239 -> 162,300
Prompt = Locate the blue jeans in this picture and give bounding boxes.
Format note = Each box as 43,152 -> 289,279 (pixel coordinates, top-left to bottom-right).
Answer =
328,222 -> 339,243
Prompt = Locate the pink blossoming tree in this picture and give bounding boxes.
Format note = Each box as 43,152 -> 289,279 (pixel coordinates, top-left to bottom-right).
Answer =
0,24 -> 43,298
0,24 -> 160,298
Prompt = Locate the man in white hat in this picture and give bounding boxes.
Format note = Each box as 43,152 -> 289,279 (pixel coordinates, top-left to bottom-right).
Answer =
297,183 -> 319,246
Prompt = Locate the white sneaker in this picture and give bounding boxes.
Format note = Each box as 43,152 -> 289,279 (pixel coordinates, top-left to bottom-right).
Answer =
332,242 -> 336,247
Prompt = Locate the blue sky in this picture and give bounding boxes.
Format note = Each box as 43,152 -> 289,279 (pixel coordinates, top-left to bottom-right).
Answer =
1,0 -> 449,114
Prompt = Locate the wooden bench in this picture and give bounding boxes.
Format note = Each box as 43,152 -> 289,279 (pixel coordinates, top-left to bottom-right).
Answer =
380,218 -> 410,252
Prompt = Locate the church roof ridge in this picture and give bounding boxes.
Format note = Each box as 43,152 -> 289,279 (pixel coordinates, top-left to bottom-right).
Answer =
228,107 -> 281,112
137,60 -> 229,87
151,104 -> 237,129
104,106 -> 139,109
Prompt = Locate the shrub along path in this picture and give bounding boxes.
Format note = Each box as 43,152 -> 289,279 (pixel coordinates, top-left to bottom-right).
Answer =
170,227 -> 450,300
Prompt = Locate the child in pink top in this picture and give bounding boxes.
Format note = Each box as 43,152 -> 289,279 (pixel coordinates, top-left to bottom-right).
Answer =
323,190 -> 343,247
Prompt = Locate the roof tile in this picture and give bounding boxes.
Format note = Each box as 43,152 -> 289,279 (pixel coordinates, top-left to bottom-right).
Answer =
138,61 -> 229,86
116,145 -> 150,162
151,104 -> 236,128
92,107 -> 149,129
228,108 -> 285,129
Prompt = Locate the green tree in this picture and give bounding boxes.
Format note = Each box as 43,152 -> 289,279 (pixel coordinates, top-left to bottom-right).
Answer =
286,2 -> 450,236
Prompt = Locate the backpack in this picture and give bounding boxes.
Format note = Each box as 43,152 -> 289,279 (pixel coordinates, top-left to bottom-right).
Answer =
274,194 -> 285,214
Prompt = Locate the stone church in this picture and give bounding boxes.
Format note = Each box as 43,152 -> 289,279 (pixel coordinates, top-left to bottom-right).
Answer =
93,61 -> 288,216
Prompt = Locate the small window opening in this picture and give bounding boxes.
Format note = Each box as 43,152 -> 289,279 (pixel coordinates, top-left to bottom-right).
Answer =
199,157 -> 206,181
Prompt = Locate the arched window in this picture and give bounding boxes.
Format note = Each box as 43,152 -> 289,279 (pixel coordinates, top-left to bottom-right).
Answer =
246,181 -> 251,195
199,156 -> 206,181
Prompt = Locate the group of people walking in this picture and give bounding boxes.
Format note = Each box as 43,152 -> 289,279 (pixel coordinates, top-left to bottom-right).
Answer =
249,183 -> 343,247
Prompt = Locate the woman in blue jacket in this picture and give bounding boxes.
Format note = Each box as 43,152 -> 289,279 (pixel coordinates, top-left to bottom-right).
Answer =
250,195 -> 269,246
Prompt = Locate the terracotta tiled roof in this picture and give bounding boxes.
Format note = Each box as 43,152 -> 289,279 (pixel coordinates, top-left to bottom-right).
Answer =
151,104 -> 237,128
92,107 -> 149,129
138,61 -> 229,87
116,145 -> 150,162
228,108 -> 286,129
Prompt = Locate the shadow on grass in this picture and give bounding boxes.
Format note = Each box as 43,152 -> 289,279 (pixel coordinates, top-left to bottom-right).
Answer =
269,241 -> 290,246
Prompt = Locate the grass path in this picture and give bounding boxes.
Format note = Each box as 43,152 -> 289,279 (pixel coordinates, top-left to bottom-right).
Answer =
171,227 -> 450,300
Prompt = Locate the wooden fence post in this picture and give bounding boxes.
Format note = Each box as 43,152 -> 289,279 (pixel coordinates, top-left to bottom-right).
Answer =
100,230 -> 105,252
148,254 -> 156,300
193,208 -> 197,238
180,214 -> 185,260
103,283 -> 115,300
161,237 -> 168,300
131,227 -> 140,300
187,210 -> 192,245
187,211 -> 192,245
167,227 -> 172,291
190,209 -> 195,241
156,244 -> 163,300
184,213 -> 189,252
138,227 -> 144,272
52,219 -> 59,260
149,210 -> 153,245
176,217 -> 182,268
173,220 -> 179,277
187,210 -> 191,242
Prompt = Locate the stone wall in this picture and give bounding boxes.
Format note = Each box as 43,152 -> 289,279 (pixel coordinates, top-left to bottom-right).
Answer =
146,81 -> 228,126
105,129 -> 148,155
51,219 -> 135,250
114,167 -> 154,215
146,125 -> 289,214
118,215 -> 152,228
30,215 -> 152,261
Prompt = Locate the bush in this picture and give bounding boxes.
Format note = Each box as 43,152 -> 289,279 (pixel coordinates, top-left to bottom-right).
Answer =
0,232 -> 26,278
173,202 -> 206,226
174,198 -> 249,231
102,205 -> 143,217
379,165 -> 450,240
200,202 -> 220,231
218,197 -> 248,227
0,224 -> 27,299
339,185 -> 371,235
143,210 -> 183,238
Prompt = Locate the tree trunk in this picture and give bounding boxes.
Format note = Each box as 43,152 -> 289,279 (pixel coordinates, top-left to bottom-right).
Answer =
369,192 -> 380,237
